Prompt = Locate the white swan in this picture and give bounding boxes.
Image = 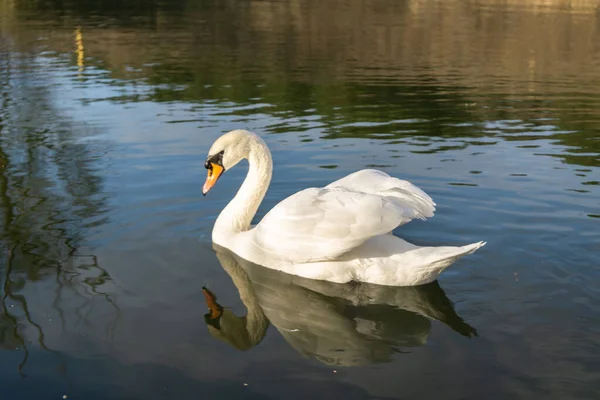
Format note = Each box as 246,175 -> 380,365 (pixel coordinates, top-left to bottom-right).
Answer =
202,129 -> 485,286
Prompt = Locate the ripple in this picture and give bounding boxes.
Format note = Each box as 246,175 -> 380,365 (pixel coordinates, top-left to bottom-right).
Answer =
566,189 -> 590,193
448,182 -> 478,187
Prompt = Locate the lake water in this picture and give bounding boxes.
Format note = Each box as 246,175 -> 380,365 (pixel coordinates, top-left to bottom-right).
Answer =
1,0 -> 599,399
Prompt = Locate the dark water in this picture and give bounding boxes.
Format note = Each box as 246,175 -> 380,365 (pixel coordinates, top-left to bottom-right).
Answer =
1,0 -> 599,398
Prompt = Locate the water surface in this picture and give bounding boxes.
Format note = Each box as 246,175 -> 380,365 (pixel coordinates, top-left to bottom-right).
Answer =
1,1 -> 599,399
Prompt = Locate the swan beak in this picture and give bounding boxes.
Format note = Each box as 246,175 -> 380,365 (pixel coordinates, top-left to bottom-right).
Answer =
202,286 -> 223,320
202,163 -> 224,195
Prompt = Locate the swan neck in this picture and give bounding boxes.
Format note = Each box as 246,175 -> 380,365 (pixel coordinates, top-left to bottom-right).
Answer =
213,247 -> 269,348
214,138 -> 272,237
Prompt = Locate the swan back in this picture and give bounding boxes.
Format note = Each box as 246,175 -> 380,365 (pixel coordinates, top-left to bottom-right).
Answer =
252,170 -> 436,263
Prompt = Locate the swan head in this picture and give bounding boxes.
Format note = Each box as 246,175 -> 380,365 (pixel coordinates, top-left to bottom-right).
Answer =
201,286 -> 263,351
202,129 -> 256,195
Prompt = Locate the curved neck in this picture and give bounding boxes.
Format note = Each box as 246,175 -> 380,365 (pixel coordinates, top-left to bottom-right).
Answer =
233,272 -> 269,347
213,137 -> 272,240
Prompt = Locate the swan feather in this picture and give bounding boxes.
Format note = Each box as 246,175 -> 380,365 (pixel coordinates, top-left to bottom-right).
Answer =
253,169 -> 436,263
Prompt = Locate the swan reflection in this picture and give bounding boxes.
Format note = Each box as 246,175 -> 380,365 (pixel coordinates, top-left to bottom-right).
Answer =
203,244 -> 477,367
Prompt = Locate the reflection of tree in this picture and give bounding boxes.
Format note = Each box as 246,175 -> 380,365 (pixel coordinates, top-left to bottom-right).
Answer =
9,0 -> 593,166
0,43 -> 118,376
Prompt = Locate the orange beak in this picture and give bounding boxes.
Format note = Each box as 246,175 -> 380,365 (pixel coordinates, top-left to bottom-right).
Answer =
202,163 -> 224,195
202,287 -> 223,320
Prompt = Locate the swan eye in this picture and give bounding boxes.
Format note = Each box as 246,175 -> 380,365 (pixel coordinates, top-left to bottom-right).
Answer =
205,150 -> 225,170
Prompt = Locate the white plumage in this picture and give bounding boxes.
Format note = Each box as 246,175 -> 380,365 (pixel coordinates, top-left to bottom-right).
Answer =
203,129 -> 485,286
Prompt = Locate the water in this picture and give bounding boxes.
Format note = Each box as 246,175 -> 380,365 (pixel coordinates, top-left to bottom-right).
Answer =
0,0 -> 599,398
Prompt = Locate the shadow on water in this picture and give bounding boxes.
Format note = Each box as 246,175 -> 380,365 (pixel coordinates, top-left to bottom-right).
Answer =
203,244 -> 477,367
0,43 -> 119,378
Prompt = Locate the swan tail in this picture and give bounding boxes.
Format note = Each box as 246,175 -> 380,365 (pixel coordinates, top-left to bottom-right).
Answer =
390,241 -> 486,286
460,240 -> 487,255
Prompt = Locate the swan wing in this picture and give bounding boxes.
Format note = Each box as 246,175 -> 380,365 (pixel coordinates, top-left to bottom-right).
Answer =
326,169 -> 436,218
253,169 -> 436,262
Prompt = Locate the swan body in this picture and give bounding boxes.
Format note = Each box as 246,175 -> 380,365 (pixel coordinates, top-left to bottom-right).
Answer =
202,129 -> 485,286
